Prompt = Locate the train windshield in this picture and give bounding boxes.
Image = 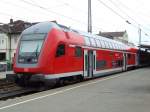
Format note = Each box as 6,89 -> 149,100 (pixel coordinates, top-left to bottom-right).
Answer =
19,34 -> 46,57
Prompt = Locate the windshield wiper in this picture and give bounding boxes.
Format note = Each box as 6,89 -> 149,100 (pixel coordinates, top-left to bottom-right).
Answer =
34,44 -> 39,57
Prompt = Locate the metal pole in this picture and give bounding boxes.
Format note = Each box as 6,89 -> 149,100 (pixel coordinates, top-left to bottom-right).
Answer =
138,27 -> 141,49
88,0 -> 92,33
7,32 -> 11,70
9,33 -> 11,63
5,37 -> 7,71
138,25 -> 141,65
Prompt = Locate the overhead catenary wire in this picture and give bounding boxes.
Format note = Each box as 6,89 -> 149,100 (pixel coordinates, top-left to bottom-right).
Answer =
57,0 -> 115,30
108,0 -> 138,25
0,0 -> 54,18
108,0 -> 150,36
97,0 -> 150,37
0,0 -> 149,36
0,0 -> 105,32
19,0 -> 105,31
116,0 -> 150,33
97,0 -> 127,21
55,0 -> 88,15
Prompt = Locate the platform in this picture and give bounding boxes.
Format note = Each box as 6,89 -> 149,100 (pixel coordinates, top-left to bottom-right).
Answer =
0,68 -> 150,112
0,71 -> 14,79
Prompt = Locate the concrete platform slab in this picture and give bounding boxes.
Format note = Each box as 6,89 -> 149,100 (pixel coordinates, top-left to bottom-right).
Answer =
0,68 -> 150,112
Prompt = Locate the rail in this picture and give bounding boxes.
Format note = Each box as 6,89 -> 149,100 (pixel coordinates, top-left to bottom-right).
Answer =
0,79 -> 36,100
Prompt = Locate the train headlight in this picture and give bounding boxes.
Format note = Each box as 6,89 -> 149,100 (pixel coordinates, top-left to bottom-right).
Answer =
32,58 -> 38,63
19,58 -> 25,63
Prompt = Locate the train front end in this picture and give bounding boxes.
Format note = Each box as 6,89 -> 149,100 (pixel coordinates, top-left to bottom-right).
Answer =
7,22 -> 60,86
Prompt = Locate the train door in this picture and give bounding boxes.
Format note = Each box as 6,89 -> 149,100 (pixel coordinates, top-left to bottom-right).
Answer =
123,53 -> 127,71
83,50 -> 96,78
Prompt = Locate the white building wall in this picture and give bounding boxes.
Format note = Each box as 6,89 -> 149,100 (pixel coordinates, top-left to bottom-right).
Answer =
0,33 -> 9,61
10,34 -> 20,61
0,33 -> 20,62
0,33 -> 8,52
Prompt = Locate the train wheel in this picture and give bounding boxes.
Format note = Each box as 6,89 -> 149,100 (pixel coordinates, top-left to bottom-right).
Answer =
76,75 -> 83,82
16,75 -> 31,87
44,79 -> 59,89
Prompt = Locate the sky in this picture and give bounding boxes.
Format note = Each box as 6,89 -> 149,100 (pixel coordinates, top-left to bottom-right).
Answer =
0,0 -> 150,45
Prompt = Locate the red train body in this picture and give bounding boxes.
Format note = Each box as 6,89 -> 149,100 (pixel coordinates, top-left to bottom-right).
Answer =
9,22 -> 139,86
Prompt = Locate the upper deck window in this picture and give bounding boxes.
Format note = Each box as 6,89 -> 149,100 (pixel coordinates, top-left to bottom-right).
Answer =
90,38 -> 97,47
96,39 -> 101,47
104,41 -> 109,48
101,40 -> 106,48
109,42 -> 113,49
83,36 -> 91,46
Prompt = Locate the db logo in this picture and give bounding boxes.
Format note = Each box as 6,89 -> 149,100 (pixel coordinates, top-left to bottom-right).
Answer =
24,68 -> 29,72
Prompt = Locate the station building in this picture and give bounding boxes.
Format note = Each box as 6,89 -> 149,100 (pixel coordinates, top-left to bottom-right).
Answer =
0,19 -> 36,65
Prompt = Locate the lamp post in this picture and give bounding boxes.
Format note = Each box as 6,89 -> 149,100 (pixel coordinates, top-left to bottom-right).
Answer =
126,21 -> 142,47
88,0 -> 92,33
7,19 -> 13,70
138,26 -> 142,49
138,25 -> 142,65
126,20 -> 142,65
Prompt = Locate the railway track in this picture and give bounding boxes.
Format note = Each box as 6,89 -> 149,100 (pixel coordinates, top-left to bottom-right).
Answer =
0,79 -> 36,100
0,72 -> 120,100
0,76 -> 83,100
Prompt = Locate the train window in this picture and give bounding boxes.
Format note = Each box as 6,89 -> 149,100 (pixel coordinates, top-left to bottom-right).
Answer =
56,44 -> 65,57
90,38 -> 96,47
118,45 -> 121,50
116,44 -> 119,50
121,45 -> 123,50
95,39 -> 99,47
101,40 -> 106,48
108,42 -> 111,48
113,43 -> 116,49
105,41 -> 109,48
107,42 -> 110,49
75,46 -> 82,57
117,60 -> 123,67
99,40 -> 102,47
119,60 -> 123,66
114,44 -> 118,49
109,42 -> 113,49
94,38 -> 98,47
110,43 -> 114,49
100,41 -> 103,48
98,40 -> 102,48
84,36 -> 91,46
96,60 -> 107,69
112,60 -> 123,67
109,42 -> 112,49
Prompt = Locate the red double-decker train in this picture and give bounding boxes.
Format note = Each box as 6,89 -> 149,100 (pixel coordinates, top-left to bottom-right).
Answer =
7,21 -> 139,86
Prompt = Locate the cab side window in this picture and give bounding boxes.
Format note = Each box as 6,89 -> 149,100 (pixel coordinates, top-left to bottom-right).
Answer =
56,44 -> 65,57
75,46 -> 82,57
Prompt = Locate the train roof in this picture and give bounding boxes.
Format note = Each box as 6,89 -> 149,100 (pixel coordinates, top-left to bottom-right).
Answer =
22,22 -> 61,34
21,21 -> 136,52
56,22 -> 133,51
